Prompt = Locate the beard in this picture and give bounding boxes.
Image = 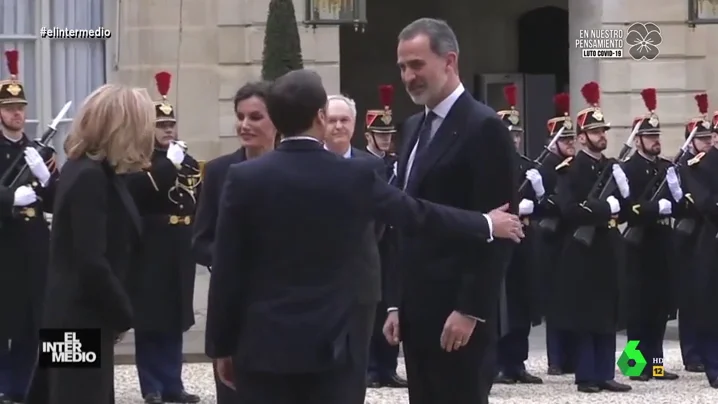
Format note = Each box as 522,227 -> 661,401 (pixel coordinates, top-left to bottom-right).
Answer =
406,73 -> 448,106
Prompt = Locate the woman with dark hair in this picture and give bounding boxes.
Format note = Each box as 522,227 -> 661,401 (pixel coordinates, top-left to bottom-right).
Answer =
191,81 -> 277,403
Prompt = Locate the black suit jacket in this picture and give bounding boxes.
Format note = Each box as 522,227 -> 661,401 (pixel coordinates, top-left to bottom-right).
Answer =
43,157 -> 141,332
389,91 -> 517,344
0,186 -> 11,218
191,148 -> 246,267
205,138 -> 492,373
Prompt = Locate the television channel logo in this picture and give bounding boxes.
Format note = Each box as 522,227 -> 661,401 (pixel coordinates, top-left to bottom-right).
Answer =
39,329 -> 101,368
617,340 -> 664,377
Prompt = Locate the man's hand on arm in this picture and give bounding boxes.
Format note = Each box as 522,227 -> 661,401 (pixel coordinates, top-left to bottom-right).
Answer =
486,203 -> 524,242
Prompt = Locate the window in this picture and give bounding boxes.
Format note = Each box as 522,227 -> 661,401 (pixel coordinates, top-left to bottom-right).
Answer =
0,0 -> 108,164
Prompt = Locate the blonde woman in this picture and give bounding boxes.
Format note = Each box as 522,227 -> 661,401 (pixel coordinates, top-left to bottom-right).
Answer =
28,84 -> 155,404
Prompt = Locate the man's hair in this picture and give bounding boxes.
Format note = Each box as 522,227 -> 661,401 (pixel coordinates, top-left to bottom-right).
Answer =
64,84 -> 155,173
327,94 -> 356,119
398,18 -> 460,57
266,69 -> 327,136
233,81 -> 271,112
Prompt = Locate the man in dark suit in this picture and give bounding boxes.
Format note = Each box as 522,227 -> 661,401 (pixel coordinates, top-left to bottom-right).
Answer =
206,69 -> 523,404
382,18 -> 517,404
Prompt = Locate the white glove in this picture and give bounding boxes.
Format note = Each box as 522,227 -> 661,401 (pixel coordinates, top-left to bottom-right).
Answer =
166,143 -> 185,166
392,161 -> 398,177
658,198 -> 672,215
13,185 -> 37,207
518,199 -> 534,216
525,169 -> 545,198
665,166 -> 683,202
606,195 -> 621,214
612,164 -> 630,199
175,140 -> 187,150
23,147 -> 51,187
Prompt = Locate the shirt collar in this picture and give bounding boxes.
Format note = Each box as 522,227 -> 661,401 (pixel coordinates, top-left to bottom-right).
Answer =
324,144 -> 352,158
425,83 -> 465,119
281,136 -> 321,144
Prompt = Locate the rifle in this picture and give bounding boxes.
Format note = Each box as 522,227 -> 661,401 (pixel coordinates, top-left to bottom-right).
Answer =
528,127 -> 564,233
623,129 -> 697,244
572,123 -> 638,246
518,127 -> 562,195
0,101 -> 72,188
670,126 -> 701,237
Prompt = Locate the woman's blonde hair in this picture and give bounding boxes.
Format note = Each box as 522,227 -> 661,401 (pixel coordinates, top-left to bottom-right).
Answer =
64,84 -> 155,173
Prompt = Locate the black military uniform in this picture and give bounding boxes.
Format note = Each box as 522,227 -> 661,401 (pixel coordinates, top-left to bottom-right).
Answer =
621,88 -> 679,381
676,95 -> 718,387
126,72 -> 200,404
539,93 -> 578,376
674,96 -> 715,373
0,49 -> 59,403
548,82 -> 631,393
364,85 -> 407,388
493,84 -> 542,385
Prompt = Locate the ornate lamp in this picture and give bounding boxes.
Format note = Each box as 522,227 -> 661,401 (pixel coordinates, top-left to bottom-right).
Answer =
304,0 -> 367,31
688,0 -> 718,26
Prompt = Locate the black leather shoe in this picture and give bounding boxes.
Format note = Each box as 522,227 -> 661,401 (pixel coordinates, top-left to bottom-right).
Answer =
515,370 -> 543,384
685,364 -> 705,372
710,378 -> 718,388
162,391 -> 200,403
655,371 -> 679,380
597,380 -> 632,392
0,394 -> 13,404
547,366 -> 564,375
630,374 -> 651,381
494,372 -> 517,384
381,374 -> 408,388
577,382 -> 600,393
366,375 -> 382,388
144,393 -> 163,404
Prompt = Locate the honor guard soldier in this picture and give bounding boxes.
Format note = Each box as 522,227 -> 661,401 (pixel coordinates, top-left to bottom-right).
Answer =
674,94 -> 714,373
0,49 -> 59,403
621,88 -> 680,381
493,84 -> 543,385
549,82 -> 631,393
540,93 -> 578,376
675,93 -> 718,387
126,72 -> 200,404
364,85 -> 399,179
364,84 -> 407,388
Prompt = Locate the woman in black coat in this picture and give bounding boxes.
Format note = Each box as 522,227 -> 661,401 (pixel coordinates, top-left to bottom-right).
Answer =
26,83 -> 156,404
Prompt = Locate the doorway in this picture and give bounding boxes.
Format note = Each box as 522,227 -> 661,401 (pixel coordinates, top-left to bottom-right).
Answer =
518,7 -> 569,92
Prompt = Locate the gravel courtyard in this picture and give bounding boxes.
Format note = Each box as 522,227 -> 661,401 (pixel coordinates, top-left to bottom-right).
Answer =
114,340 -> 718,403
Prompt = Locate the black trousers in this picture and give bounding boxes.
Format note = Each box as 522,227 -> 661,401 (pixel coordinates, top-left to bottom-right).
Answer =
134,331 -> 184,396
0,332 -> 39,400
626,321 -> 667,376
404,324 -> 494,404
233,303 -> 375,404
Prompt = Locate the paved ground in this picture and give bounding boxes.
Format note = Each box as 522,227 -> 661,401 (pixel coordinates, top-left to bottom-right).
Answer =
114,266 -> 682,364
114,339 -> 718,403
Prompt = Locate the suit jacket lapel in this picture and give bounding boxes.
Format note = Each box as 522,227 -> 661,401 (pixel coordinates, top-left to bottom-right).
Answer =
396,114 -> 422,188
112,176 -> 142,235
406,93 -> 471,195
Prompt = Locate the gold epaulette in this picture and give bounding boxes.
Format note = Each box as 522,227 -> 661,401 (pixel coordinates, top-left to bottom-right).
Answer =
688,152 -> 705,166
555,156 -> 573,171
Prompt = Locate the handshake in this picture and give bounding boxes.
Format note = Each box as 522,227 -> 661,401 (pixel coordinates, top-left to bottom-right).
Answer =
487,203 -> 525,243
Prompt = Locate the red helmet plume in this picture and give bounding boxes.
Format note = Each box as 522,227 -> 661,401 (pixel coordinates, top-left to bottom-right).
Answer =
503,84 -> 517,108
581,81 -> 600,106
154,71 -> 172,99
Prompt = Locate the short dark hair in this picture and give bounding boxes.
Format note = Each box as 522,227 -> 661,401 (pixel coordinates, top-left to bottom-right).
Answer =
266,69 -> 326,136
398,18 -> 460,57
233,81 -> 271,112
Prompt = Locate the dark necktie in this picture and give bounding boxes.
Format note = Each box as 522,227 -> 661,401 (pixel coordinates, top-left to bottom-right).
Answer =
415,111 -> 438,156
